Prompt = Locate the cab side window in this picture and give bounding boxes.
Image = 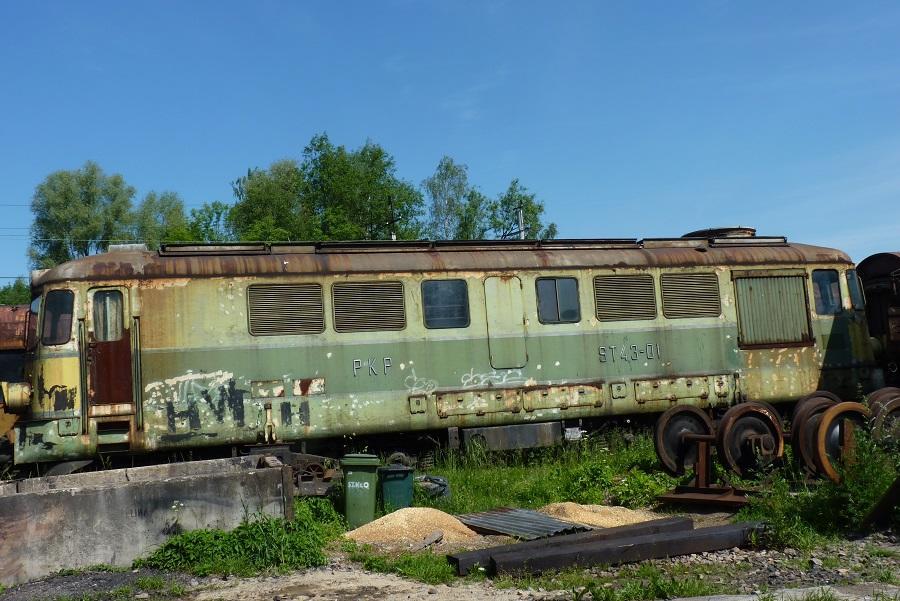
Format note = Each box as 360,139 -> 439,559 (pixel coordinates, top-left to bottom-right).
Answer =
41,290 -> 74,346
812,270 -> 841,315
846,270 -> 865,310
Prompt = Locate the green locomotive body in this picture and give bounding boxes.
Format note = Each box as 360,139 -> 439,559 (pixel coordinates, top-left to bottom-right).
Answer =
0,232 -> 881,465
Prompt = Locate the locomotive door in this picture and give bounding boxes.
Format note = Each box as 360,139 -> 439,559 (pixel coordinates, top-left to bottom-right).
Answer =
87,288 -> 134,407
484,276 -> 528,369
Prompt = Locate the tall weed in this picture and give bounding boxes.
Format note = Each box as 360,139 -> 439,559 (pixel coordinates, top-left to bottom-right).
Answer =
136,497 -> 344,576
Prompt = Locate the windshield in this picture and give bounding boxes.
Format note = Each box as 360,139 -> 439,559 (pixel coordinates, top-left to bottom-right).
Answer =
41,289 -> 75,346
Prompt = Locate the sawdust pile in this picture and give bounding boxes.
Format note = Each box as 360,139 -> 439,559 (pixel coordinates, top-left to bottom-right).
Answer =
345,507 -> 478,544
540,502 -> 660,528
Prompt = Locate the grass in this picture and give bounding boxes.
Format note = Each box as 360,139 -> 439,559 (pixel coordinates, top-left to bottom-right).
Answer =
135,497 -> 345,577
418,429 -> 677,514
343,540 -> 457,585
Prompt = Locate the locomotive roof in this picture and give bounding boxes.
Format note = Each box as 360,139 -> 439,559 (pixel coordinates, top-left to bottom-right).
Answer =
32,236 -> 853,287
858,252 -> 900,281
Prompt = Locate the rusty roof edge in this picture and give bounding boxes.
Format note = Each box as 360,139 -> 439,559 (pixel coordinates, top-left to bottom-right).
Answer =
31,240 -> 853,287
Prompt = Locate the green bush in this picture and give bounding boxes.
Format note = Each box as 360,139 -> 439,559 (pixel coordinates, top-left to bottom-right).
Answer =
137,498 -> 345,576
737,434 -> 899,550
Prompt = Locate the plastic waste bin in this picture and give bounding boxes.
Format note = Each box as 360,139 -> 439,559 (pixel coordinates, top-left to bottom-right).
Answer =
379,464 -> 414,511
340,454 -> 381,528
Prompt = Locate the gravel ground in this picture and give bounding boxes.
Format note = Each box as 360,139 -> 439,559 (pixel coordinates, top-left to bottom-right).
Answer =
2,532 -> 896,601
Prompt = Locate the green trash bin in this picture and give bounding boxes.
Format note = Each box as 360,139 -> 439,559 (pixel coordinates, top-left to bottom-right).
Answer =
341,454 -> 380,528
379,464 -> 414,511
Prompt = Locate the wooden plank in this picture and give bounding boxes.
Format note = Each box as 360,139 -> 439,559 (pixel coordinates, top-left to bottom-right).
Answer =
447,516 -> 693,576
490,522 -> 761,575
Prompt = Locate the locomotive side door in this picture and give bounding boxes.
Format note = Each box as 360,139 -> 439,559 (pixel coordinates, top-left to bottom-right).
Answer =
484,276 -> 528,369
87,288 -> 134,407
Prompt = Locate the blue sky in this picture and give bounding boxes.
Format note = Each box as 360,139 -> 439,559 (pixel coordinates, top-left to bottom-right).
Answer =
1,2 -> 899,280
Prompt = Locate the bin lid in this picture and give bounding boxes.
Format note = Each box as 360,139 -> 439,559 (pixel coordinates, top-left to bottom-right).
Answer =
378,464 -> 413,473
340,453 -> 381,467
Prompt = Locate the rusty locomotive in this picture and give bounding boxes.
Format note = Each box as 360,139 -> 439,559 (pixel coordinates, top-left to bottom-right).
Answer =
0,228 -> 897,481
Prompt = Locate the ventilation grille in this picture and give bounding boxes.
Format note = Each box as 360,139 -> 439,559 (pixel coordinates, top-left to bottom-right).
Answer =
661,273 -> 721,318
594,275 -> 657,321
734,276 -> 812,346
248,284 -> 325,336
333,281 -> 406,332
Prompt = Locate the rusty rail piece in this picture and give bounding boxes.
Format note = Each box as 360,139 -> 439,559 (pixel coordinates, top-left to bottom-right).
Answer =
447,516 -> 694,576
489,522 -> 763,575
862,475 -> 900,529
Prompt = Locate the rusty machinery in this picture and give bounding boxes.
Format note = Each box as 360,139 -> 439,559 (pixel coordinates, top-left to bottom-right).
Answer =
654,388 -> 900,507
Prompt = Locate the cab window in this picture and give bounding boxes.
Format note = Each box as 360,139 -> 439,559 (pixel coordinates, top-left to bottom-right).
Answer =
41,290 -> 74,346
846,270 -> 865,310
93,290 -> 124,341
812,270 -> 841,315
26,295 -> 40,351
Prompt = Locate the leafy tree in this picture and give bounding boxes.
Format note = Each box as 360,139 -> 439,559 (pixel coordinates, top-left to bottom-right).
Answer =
301,134 -> 423,240
0,279 -> 31,305
488,179 -> 558,240
422,156 -> 491,241
229,161 -> 314,241
133,191 -> 193,249
189,201 -> 236,242
29,161 -> 135,267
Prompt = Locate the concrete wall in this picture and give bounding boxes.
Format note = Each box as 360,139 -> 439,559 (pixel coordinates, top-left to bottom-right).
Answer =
0,457 -> 293,586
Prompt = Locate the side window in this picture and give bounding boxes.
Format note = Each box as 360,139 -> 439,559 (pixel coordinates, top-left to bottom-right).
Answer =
41,289 -> 74,346
812,270 -> 841,315
846,269 -> 865,310
422,280 -> 469,329
536,277 -> 580,324
92,290 -> 124,341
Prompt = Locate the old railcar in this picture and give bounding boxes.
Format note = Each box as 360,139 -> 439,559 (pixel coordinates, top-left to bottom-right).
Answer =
0,231 -> 882,467
858,252 -> 900,387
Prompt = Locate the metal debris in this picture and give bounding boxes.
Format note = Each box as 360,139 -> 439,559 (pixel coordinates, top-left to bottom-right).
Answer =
456,507 -> 589,540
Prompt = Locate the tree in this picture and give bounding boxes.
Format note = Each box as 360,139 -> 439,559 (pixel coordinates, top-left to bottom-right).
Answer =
133,191 -> 193,249
229,160 -> 314,241
0,279 -> 30,305
29,161 -> 135,267
301,134 -> 423,240
488,179 -> 558,240
423,157 -> 469,240
189,201 -> 235,242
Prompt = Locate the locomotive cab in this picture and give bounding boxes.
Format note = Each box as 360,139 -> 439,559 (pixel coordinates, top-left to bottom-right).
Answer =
858,252 -> 900,386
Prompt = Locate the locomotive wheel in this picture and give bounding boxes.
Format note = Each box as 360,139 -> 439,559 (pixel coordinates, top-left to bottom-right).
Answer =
813,401 -> 871,483
868,387 -> 900,407
654,405 -> 714,476
716,401 -> 785,477
791,396 -> 838,475
870,391 -> 900,442
791,390 -> 841,427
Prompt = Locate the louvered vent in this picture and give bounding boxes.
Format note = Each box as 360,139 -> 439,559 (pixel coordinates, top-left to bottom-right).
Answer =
333,281 -> 406,332
661,273 -> 721,318
248,284 -> 325,336
594,275 -> 657,321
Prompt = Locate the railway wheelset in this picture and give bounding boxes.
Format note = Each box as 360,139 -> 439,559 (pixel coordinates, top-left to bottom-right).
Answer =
653,387 -> 900,503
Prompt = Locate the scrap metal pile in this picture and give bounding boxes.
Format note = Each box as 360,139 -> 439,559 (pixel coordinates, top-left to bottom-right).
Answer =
652,387 -> 900,506
448,516 -> 761,575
